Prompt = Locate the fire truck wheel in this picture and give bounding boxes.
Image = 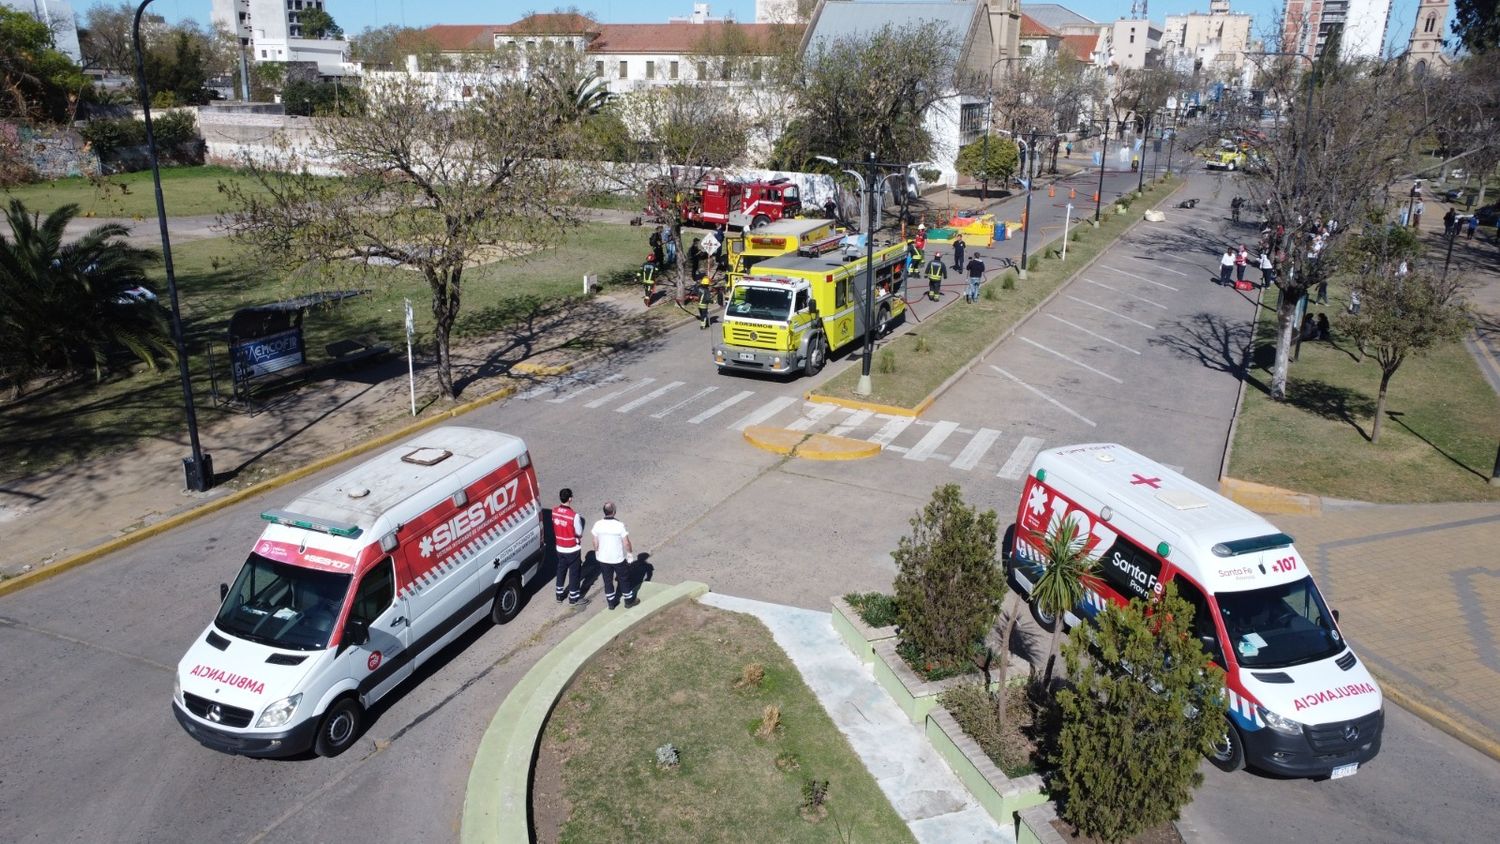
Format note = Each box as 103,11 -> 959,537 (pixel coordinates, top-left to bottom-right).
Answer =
314,696 -> 364,757
1208,718 -> 1246,772
491,573 -> 524,625
751,214 -> 770,230
803,335 -> 826,377
874,305 -> 892,338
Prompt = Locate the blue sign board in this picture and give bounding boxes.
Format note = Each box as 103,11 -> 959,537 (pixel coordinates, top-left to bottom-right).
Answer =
232,329 -> 304,381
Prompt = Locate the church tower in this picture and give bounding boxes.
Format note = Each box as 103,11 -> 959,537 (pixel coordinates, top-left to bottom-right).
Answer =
1405,0 -> 1449,74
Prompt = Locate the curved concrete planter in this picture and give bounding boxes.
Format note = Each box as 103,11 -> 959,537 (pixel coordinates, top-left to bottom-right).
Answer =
871,637 -> 997,724
1016,803 -> 1068,844
926,708 -> 1047,826
830,595 -> 897,664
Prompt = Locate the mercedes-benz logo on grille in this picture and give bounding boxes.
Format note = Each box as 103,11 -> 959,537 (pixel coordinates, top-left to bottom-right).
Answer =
1342,724 -> 1359,742
748,331 -> 759,341
208,705 -> 224,723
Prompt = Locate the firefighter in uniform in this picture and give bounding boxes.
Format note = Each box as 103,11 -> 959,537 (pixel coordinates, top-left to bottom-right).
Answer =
697,273 -> 714,329
925,252 -> 948,301
640,254 -> 658,306
552,489 -> 587,607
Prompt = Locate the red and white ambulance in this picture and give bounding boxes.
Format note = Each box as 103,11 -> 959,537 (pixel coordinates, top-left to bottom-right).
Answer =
1006,443 -> 1383,778
173,426 -> 543,757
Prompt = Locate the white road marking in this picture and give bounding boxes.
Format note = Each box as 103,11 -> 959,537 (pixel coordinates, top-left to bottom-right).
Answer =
1101,264 -> 1180,291
547,373 -> 623,403
951,427 -> 1001,471
519,373 -> 586,400
1018,337 -> 1124,383
785,402 -> 840,431
828,409 -> 874,438
1045,314 -> 1141,354
904,420 -> 960,461
1133,260 -> 1191,277
616,381 -> 684,413
729,395 -> 799,431
688,390 -> 754,424
585,377 -> 655,408
998,436 -> 1046,479
651,386 -> 718,418
988,365 -> 1097,427
1065,295 -> 1155,329
1085,278 -> 1168,309
868,415 -> 914,447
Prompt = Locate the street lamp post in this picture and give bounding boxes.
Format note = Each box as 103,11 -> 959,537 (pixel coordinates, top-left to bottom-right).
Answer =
1136,113 -> 1151,194
133,0 -> 212,491
1094,114 -> 1110,223
1019,131 -> 1035,279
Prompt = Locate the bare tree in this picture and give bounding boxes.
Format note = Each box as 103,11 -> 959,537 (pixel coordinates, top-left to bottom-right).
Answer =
221,59 -> 589,399
80,2 -> 137,74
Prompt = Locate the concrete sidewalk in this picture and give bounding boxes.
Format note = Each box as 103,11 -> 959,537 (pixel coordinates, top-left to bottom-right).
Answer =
699,592 -> 1011,844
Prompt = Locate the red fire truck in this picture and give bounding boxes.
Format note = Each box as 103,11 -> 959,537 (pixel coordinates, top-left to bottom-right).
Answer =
651,176 -> 803,230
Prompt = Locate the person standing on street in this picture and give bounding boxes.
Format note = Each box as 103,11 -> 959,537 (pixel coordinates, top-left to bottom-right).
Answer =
697,272 -> 714,329
1466,214 -> 1479,240
1444,207 -> 1457,238
649,226 -> 665,267
552,489 -> 587,607
1412,200 -> 1425,230
952,234 -> 966,271
1219,247 -> 1235,286
925,252 -> 948,301
1258,249 -> 1276,289
1235,245 -> 1249,283
965,253 -> 985,303
689,237 -> 705,280
591,501 -> 636,610
664,227 -> 678,268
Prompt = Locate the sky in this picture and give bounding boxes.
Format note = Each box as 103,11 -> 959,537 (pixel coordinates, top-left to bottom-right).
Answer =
75,0 -> 1448,57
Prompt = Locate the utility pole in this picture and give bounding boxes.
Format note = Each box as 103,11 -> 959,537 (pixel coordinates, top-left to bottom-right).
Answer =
1020,131 -> 1035,278
1095,114 -> 1109,223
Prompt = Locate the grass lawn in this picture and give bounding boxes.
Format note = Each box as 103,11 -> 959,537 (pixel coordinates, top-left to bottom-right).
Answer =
1228,286 -> 1500,503
534,600 -> 914,844
0,221 -> 649,482
1,165 -> 266,219
812,177 -> 1181,409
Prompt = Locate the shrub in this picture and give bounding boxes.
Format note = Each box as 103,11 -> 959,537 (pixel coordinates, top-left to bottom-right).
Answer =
735,662 -> 765,689
80,117 -> 146,154
892,485 -> 1005,669
843,591 -> 898,627
1052,584 -> 1224,843
1027,255 -> 1039,271
914,334 -> 930,353
877,347 -> 896,373
755,703 -> 782,738
940,682 -> 1035,777
1002,275 -> 1015,290
982,283 -> 999,300
152,110 -> 199,148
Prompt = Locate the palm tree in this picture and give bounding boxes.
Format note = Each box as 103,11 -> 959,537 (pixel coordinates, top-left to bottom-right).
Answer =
1030,517 -> 1099,689
1,199 -> 173,396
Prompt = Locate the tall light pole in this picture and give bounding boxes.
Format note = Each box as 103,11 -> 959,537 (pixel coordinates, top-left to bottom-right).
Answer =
134,0 -> 212,491
1094,113 -> 1110,222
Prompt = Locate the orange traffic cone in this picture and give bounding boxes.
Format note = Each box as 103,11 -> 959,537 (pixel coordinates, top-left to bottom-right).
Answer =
1048,184 -> 1056,198
1092,191 -> 1100,203
1069,187 -> 1077,200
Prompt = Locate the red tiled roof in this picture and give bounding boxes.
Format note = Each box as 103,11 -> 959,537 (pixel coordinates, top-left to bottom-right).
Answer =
497,13 -> 601,35
1019,14 -> 1060,38
589,22 -> 798,55
425,24 -> 502,51
1059,34 -> 1098,61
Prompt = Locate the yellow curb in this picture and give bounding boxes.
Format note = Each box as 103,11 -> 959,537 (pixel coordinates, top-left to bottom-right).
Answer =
803,391 -> 933,418
1369,668 -> 1500,765
742,425 -> 883,461
1219,476 -> 1322,516
509,361 -> 574,377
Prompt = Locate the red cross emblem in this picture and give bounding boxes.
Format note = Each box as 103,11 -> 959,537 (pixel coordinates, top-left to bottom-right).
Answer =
1130,474 -> 1162,488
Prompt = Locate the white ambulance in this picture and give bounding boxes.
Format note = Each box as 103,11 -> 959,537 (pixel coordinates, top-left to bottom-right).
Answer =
1006,443 -> 1383,778
173,426 -> 543,757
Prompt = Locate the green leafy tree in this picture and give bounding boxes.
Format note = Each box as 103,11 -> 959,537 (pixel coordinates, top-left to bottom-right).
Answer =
0,200 -> 173,395
955,138 -> 1020,194
282,79 -> 363,116
298,8 -> 343,40
892,484 -> 1005,669
1030,517 -> 1099,687
144,29 -> 210,105
1453,0 -> 1499,53
1,8 -> 91,123
1052,584 -> 1224,843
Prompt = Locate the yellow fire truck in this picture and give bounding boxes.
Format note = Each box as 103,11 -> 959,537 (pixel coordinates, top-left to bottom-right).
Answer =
712,239 -> 909,377
725,218 -> 845,284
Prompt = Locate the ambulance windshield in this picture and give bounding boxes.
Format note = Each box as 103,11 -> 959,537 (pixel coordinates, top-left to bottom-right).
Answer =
729,285 -> 793,320
1216,577 -> 1343,669
215,554 -> 351,651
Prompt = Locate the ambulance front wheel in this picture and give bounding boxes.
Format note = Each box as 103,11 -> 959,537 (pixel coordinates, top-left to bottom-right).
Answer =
314,696 -> 363,758
1208,718 -> 1246,772
491,573 -> 524,625
1029,599 -> 1059,633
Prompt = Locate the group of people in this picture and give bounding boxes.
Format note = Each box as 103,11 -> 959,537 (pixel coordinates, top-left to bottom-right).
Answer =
551,489 -> 639,611
643,223 -> 730,318
1442,207 -> 1482,241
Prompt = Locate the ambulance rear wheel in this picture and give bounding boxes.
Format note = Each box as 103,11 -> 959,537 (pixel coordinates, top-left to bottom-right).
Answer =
314,696 -> 363,757
803,335 -> 826,377
491,573 -> 524,625
1208,718 -> 1246,772
1029,598 -> 1059,633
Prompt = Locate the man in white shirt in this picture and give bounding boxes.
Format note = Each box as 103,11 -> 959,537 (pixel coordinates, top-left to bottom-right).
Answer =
591,501 -> 636,609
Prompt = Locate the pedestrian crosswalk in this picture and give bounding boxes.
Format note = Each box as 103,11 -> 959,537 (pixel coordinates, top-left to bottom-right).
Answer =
517,373 -> 1056,480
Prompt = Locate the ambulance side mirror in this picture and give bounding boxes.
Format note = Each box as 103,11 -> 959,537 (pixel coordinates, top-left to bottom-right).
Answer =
219,583 -> 229,602
344,617 -> 371,648
1198,633 -> 1218,652
1332,608 -> 1340,624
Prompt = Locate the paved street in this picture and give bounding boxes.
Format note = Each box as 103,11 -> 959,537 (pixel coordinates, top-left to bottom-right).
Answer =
3,169 -> 1499,843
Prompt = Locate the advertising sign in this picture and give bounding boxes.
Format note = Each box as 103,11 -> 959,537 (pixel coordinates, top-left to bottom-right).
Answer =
232,329 -> 304,381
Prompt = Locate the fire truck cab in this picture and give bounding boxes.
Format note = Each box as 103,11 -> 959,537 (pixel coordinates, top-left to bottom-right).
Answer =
670,177 -> 802,230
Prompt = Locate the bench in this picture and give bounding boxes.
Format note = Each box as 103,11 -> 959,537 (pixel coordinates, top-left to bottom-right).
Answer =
325,338 -> 391,368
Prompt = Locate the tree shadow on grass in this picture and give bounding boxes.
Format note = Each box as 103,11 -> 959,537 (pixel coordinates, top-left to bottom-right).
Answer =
1281,379 -> 1376,440
1384,411 -> 1491,481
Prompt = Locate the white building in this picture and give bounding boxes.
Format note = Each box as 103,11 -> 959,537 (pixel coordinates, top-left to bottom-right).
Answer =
1161,0 -> 1253,71
1100,18 -> 1162,69
3,0 -> 80,64
210,0 -> 350,74
1339,0 -> 1394,58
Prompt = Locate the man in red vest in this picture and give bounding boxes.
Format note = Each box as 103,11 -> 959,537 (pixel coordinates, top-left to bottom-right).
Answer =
552,489 -> 587,607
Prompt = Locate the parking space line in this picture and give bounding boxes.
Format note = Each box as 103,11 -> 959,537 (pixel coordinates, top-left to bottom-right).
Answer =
904,421 -> 960,461
547,373 -> 623,403
785,402 -> 840,431
951,427 -> 1001,471
688,390 -> 754,424
651,386 -> 718,418
1085,278 -> 1168,309
1121,255 -> 1192,277
1101,264 -> 1180,291
729,395 -> 799,431
616,381 -> 683,413
1065,295 -> 1155,329
998,436 -> 1046,479
585,377 -> 656,408
988,365 -> 1097,427
868,415 -> 914,447
1046,314 -> 1140,354
828,408 -> 874,437
1018,337 -> 1124,383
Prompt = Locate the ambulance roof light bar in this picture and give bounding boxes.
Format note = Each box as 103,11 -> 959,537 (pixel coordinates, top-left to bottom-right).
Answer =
1211,533 -> 1294,557
261,508 -> 364,539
